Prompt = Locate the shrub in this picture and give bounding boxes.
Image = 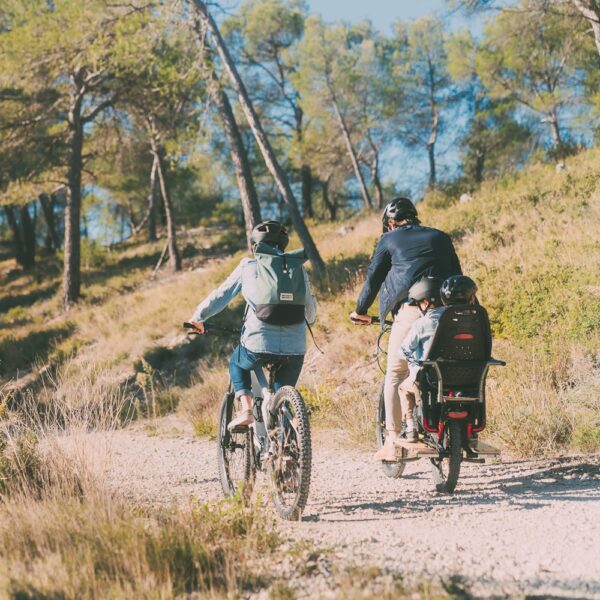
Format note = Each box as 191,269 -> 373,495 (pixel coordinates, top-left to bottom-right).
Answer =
80,238 -> 112,270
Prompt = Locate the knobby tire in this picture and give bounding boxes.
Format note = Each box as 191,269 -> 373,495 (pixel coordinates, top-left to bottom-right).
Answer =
217,391 -> 254,498
430,418 -> 462,494
268,386 -> 311,521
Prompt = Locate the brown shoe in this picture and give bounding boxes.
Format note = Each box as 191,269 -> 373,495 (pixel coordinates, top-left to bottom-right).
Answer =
228,409 -> 254,432
374,440 -> 397,462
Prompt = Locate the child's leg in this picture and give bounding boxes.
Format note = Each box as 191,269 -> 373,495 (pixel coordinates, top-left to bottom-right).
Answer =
228,345 -> 258,427
399,379 -> 419,439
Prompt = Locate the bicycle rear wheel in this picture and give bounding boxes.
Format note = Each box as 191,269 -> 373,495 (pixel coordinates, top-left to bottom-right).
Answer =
375,384 -> 406,478
267,386 -> 311,521
430,418 -> 462,494
217,391 -> 254,497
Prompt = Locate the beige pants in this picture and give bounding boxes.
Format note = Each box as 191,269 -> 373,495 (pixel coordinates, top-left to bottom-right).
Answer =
383,304 -> 422,431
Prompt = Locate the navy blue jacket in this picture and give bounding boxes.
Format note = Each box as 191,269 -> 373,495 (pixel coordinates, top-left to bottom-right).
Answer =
356,225 -> 462,319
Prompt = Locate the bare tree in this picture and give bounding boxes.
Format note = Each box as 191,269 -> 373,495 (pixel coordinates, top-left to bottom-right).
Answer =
330,91 -> 373,209
147,159 -> 159,242
191,0 -> 326,276
211,82 -> 263,250
194,26 -> 262,249
148,122 -> 181,272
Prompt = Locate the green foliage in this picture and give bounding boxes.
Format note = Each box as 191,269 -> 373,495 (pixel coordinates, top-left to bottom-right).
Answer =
474,0 -> 593,157
80,239 -> 112,271
572,423 -> 600,453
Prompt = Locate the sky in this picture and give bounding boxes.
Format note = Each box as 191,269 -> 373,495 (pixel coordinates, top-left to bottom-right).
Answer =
306,0 -> 476,33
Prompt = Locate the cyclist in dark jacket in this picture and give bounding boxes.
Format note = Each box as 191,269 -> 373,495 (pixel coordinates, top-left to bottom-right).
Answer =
350,197 -> 462,461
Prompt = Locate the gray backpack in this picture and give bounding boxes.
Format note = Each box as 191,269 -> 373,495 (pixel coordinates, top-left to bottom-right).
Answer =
253,242 -> 307,325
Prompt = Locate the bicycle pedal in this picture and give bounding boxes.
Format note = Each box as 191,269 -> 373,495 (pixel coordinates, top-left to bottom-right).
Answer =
228,424 -> 250,433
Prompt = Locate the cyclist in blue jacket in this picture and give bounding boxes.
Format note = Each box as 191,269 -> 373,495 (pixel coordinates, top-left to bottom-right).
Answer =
350,198 -> 462,461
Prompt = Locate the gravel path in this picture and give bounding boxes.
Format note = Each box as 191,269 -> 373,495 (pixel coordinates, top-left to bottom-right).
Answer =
80,416 -> 600,598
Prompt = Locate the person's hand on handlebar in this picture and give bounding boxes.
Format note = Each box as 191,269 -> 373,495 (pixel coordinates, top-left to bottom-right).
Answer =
350,311 -> 372,325
188,321 -> 206,334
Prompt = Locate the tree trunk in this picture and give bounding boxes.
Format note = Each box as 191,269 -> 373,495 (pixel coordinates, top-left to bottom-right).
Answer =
301,164 -> 314,219
148,156 -> 159,242
39,192 -> 60,252
192,0 -> 326,276
572,0 -> 600,56
427,113 -> 439,190
20,203 -> 36,269
474,149 -> 486,185
330,94 -> 372,210
296,108 -> 313,218
212,82 -> 262,250
63,81 -> 85,308
4,205 -> 26,268
427,143 -> 436,190
321,178 -> 337,221
367,135 -> 385,209
150,136 -> 181,272
548,111 -> 565,161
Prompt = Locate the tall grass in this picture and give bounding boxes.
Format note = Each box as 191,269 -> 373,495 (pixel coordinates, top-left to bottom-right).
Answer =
0,493 -> 278,598
0,362 -> 280,599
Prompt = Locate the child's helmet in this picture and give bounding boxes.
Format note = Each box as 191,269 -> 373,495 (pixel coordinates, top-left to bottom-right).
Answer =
440,275 -> 477,305
251,220 -> 289,250
407,276 -> 443,305
381,197 -> 418,232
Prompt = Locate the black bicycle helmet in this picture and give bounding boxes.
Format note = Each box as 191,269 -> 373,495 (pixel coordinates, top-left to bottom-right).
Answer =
381,197 -> 418,232
440,275 -> 478,305
251,220 -> 289,250
407,276 -> 443,306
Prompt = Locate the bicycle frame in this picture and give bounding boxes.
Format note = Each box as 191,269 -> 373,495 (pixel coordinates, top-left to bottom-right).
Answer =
251,366 -> 272,426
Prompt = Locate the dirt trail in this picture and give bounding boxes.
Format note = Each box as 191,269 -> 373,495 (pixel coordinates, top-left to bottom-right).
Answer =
83,416 -> 600,598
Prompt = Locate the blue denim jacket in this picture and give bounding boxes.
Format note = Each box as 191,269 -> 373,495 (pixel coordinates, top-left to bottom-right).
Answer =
400,307 -> 446,384
191,257 -> 317,355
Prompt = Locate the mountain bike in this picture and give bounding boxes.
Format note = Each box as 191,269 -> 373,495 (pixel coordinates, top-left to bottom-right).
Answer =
184,322 -> 312,521
361,306 -> 505,494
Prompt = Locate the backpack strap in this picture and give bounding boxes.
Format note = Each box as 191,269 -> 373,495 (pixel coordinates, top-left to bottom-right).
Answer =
305,318 -> 324,355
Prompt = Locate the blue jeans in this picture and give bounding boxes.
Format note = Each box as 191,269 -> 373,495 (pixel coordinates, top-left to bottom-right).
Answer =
228,345 -> 304,398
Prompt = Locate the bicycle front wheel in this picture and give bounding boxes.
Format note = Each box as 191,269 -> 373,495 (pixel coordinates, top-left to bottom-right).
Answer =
267,386 -> 311,521
217,391 -> 254,498
376,384 -> 406,478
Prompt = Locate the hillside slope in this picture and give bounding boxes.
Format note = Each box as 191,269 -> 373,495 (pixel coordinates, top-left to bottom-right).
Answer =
1,149 -> 599,456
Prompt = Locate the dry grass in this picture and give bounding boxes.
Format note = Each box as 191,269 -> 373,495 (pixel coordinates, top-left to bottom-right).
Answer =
0,363 -> 280,599
179,361 -> 230,437
0,492 -> 278,599
2,149 -> 600,458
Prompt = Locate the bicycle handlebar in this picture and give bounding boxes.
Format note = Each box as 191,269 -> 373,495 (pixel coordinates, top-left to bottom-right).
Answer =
183,322 -> 241,335
350,315 -> 393,326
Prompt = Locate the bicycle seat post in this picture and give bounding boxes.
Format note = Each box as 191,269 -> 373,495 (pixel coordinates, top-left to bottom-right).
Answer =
267,364 -> 277,393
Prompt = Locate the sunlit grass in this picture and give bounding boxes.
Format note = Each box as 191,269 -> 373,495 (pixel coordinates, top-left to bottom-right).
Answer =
2,148 -> 600,456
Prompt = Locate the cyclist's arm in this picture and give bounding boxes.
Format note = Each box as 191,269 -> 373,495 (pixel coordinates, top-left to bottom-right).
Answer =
355,238 -> 391,314
303,268 -> 317,326
190,260 -> 245,322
